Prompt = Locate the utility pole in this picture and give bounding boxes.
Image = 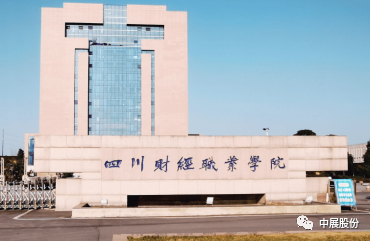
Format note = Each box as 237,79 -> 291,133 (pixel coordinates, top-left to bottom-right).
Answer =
0,157 -> 4,184
1,129 -> 3,156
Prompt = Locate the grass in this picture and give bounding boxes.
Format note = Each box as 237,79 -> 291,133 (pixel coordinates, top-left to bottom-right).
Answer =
128,232 -> 370,241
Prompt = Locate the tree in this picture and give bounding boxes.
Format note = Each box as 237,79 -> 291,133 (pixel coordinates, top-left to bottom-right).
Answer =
17,149 -> 24,161
363,141 -> 370,178
3,149 -> 25,182
294,129 -> 316,136
346,154 -> 354,176
14,149 -> 24,181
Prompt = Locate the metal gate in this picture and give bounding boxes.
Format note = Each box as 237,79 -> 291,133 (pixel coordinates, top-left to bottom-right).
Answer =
0,178 -> 56,210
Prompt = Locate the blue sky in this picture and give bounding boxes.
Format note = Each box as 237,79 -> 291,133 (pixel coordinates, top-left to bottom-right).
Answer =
0,0 -> 369,155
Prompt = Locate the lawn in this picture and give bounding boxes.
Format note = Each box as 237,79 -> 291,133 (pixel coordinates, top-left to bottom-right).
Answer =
128,232 -> 370,241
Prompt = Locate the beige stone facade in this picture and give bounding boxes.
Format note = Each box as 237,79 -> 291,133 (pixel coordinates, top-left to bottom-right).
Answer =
30,135 -> 347,210
39,3 -> 103,136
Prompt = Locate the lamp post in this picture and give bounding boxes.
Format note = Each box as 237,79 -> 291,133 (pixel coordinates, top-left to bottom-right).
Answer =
263,128 -> 270,136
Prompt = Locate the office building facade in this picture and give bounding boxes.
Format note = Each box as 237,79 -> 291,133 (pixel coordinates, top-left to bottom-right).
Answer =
39,3 -> 188,137
25,3 -> 348,212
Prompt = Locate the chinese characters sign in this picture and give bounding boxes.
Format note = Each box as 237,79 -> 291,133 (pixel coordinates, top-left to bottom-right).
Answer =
104,155 -> 286,173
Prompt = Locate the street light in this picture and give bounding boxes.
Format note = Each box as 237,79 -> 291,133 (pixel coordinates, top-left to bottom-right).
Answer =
263,128 -> 269,136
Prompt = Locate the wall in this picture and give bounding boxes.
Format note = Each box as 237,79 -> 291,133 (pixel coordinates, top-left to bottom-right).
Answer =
128,5 -> 188,136
39,3 -> 103,135
32,135 -> 347,210
306,177 -> 330,202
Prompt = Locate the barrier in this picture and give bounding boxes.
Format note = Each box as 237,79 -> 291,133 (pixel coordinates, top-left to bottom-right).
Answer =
0,178 -> 56,210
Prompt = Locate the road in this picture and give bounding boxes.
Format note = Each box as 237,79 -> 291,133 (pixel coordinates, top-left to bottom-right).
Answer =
0,193 -> 369,241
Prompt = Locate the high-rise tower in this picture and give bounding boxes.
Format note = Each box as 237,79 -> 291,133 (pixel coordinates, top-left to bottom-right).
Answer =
39,3 -> 188,136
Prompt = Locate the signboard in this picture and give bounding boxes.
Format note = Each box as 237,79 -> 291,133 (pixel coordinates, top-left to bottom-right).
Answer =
334,179 -> 356,206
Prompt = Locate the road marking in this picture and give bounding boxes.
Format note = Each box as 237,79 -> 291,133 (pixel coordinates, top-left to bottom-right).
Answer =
13,210 -> 33,220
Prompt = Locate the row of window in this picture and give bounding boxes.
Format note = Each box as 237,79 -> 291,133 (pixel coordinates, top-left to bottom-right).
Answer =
67,25 -> 153,31
89,63 -> 141,68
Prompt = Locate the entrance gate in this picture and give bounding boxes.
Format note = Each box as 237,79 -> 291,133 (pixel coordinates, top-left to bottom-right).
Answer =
0,178 -> 56,210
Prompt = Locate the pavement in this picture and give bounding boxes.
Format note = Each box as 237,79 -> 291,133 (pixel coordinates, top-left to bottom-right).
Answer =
0,193 -> 369,241
356,183 -> 370,193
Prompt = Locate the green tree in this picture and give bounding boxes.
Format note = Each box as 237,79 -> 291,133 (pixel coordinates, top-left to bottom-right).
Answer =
294,129 -> 316,136
346,153 -> 354,176
14,149 -> 24,181
363,141 -> 370,178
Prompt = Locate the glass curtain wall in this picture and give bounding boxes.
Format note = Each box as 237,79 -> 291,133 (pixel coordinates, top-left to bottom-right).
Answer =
28,136 -> 34,166
66,5 -> 163,135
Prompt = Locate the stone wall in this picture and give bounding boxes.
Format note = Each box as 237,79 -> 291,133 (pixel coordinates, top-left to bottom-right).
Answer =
31,135 -> 347,210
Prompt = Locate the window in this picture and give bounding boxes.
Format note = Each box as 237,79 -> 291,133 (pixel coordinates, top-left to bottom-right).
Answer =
74,100 -> 78,104
89,115 -> 92,118
134,40 -> 138,43
146,27 -> 151,31
89,51 -> 93,55
137,65 -> 141,69
89,102 -> 92,106
89,127 -> 92,131
89,64 -> 93,68
88,26 -> 93,30
79,26 -> 83,30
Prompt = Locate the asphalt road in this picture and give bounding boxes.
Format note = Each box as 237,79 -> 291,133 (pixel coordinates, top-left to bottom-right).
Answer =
0,193 -> 369,241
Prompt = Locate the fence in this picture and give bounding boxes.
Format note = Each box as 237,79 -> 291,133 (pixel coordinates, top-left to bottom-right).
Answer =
0,178 -> 56,210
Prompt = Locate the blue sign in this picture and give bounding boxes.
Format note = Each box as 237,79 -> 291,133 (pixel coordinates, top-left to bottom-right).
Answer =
334,179 -> 356,206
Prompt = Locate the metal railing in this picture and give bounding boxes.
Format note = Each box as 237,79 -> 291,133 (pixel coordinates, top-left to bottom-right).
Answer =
0,178 -> 56,210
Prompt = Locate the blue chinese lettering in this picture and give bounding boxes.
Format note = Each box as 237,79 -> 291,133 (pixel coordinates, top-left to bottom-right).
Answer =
104,160 -> 122,168
271,156 -> 285,170
200,157 -> 218,171
248,156 -> 261,172
225,156 -> 238,172
132,156 -> 144,172
154,156 -> 170,172
177,157 -> 194,171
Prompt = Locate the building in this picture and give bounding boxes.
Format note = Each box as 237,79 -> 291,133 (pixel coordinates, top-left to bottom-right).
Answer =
348,143 -> 367,163
25,3 -> 348,212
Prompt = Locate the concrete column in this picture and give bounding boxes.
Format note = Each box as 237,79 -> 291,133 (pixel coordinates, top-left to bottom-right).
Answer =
141,53 -> 152,135
78,52 -> 89,135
